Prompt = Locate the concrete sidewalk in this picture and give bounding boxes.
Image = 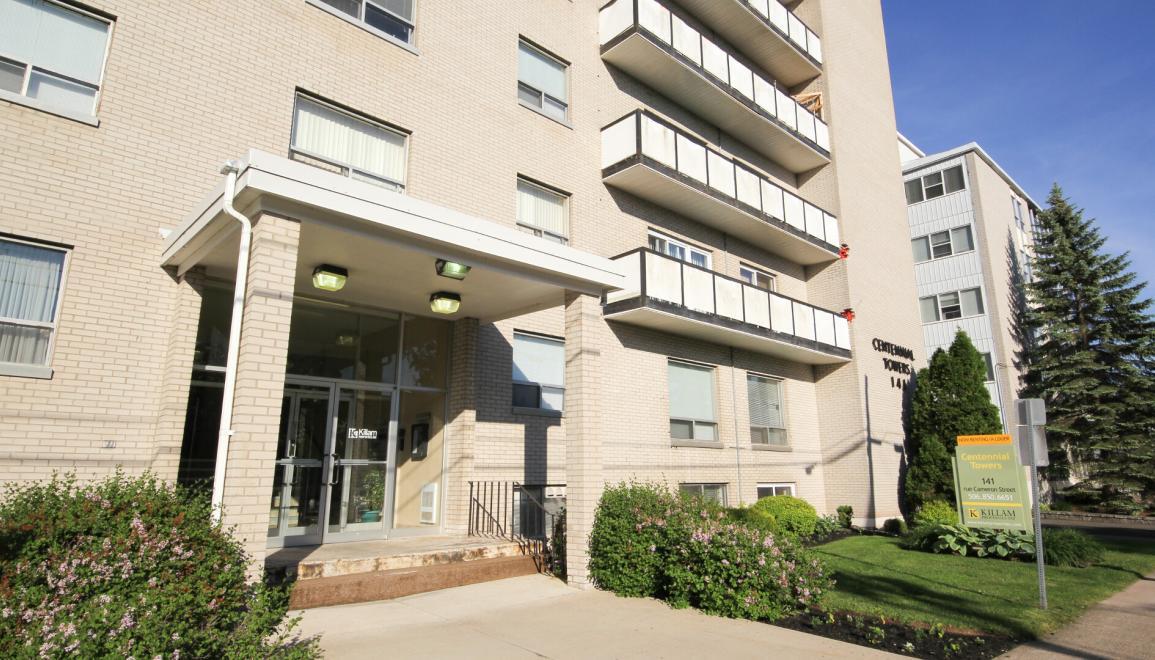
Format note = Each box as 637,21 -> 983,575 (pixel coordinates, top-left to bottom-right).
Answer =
294,574 -> 900,659
1001,571 -> 1155,660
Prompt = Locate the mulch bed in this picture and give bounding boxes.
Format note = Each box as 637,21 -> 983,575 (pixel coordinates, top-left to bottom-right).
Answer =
774,608 -> 1017,659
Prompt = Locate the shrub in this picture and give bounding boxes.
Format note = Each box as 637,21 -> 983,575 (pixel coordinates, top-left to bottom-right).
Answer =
881,518 -> 907,535
813,514 -> 842,537
724,506 -> 777,534
663,516 -> 831,620
0,472 -> 318,659
836,505 -> 854,529
1049,499 -> 1073,512
906,524 -> 1035,560
590,483 -> 831,621
899,524 -> 941,551
588,482 -> 675,597
913,500 -> 959,529
1042,528 -> 1104,567
750,495 -> 818,538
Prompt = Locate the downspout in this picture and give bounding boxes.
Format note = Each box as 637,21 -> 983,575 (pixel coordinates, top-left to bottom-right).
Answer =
210,160 -> 252,524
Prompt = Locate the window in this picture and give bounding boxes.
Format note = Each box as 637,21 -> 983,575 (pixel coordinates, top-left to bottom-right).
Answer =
0,237 -> 68,374
0,0 -> 112,120
920,287 -> 985,323
1012,197 -> 1025,231
905,165 -> 965,204
291,94 -> 408,190
680,483 -> 727,505
668,360 -> 717,442
511,332 -> 565,412
516,178 -> 568,244
518,39 -> 568,121
649,231 -> 710,268
911,225 -> 974,263
756,483 -> 795,499
315,0 -> 415,45
747,374 -> 786,447
740,265 -> 775,291
981,353 -> 995,381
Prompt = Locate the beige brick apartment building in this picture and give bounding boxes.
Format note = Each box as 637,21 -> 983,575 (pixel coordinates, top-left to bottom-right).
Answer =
0,0 -> 922,583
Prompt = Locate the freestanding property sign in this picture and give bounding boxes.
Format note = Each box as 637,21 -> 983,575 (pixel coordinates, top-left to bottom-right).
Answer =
952,434 -> 1031,531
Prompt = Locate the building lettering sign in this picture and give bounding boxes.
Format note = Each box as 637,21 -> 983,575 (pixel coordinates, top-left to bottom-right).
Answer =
872,338 -> 915,390
952,434 -> 1030,531
347,428 -> 378,440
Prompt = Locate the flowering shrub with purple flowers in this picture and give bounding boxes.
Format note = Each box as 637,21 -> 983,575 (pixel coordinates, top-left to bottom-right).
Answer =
588,483 -> 831,621
0,472 -> 319,659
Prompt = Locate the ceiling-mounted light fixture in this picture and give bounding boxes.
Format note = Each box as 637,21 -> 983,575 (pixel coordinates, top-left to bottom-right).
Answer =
435,259 -> 471,281
312,264 -> 348,292
429,291 -> 461,315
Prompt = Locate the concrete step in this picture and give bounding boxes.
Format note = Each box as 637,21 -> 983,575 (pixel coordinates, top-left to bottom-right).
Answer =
288,554 -> 542,609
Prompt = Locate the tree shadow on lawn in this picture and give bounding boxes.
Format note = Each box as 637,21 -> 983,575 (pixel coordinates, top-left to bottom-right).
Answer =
829,570 -> 1036,640
820,550 -> 1020,605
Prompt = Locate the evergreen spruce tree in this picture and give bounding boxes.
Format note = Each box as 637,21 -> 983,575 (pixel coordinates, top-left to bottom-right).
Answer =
904,330 -> 1003,512
1022,185 -> 1155,507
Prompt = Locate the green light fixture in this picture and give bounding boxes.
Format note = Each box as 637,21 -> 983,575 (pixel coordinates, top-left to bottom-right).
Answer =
435,259 -> 471,281
429,291 -> 461,315
312,264 -> 348,292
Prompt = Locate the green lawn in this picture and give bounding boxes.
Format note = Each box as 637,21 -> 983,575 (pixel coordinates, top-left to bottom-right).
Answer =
814,535 -> 1155,639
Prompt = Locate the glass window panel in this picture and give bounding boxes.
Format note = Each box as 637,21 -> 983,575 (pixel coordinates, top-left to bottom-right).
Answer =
0,0 -> 39,66
668,361 -> 716,422
517,179 -> 567,237
193,286 -> 233,367
747,374 -> 783,429
0,239 -> 66,323
0,321 -> 51,365
982,353 -> 995,381
286,306 -> 400,383
365,2 -> 412,42
517,82 -> 541,108
512,332 -> 564,387
648,234 -> 664,253
960,288 -> 984,317
377,0 -> 413,21
541,386 -> 564,412
292,96 -> 407,185
518,41 -> 567,103
702,484 -> 725,504
919,296 -> 939,323
923,172 -> 942,186
694,422 -> 717,442
764,428 -> 788,446
944,166 -> 965,193
911,237 -> 931,262
924,183 -> 945,200
904,179 -> 924,204
939,292 -> 962,319
930,231 -> 952,258
319,0 -> 360,17
950,226 -> 974,253
542,95 -> 567,120
27,70 -> 96,115
670,419 -> 693,440
28,0 -> 109,84
0,58 -> 24,94
401,315 -> 449,388
512,382 -> 540,408
690,251 -> 708,268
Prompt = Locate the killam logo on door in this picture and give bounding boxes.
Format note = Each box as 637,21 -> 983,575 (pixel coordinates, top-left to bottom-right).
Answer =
347,428 -> 379,440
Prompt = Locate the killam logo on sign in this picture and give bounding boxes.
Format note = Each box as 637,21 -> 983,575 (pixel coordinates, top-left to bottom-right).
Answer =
347,428 -> 378,440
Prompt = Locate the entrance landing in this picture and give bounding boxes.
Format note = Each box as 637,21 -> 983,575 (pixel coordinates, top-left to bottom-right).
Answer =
268,536 -> 540,608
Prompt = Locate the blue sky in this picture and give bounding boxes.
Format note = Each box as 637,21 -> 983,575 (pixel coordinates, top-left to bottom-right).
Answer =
883,0 -> 1155,289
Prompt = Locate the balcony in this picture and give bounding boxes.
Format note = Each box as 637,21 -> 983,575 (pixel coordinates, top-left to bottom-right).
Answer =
674,0 -> 823,87
604,249 -> 852,364
602,111 -> 839,265
599,0 -> 830,173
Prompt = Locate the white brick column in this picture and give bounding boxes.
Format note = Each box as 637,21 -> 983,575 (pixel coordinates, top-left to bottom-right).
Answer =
220,213 -> 300,567
443,317 -> 478,535
564,292 -> 604,587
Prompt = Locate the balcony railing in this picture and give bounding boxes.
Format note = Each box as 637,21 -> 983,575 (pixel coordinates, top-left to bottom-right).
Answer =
599,0 -> 829,173
604,249 -> 851,364
602,110 -> 839,265
674,0 -> 822,86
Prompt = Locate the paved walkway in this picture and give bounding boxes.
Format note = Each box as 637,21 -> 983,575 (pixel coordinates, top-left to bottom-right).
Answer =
1001,571 -> 1155,660
294,574 -> 900,659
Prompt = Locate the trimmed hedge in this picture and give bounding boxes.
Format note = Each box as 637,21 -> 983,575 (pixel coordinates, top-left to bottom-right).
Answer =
750,495 -> 818,537
913,500 -> 959,529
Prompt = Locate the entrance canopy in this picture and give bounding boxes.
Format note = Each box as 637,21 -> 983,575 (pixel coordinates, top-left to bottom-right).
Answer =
161,150 -> 626,320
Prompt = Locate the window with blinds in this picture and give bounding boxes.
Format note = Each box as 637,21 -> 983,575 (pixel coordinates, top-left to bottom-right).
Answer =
315,0 -> 416,45
0,0 -> 112,119
668,360 -> 717,442
518,39 -> 568,121
747,374 -> 787,447
0,238 -> 68,370
516,178 -> 568,244
291,94 -> 408,190
512,332 -> 564,411
679,483 -> 727,505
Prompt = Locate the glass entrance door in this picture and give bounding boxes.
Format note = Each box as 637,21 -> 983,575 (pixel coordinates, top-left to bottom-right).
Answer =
325,387 -> 394,541
268,384 -> 329,546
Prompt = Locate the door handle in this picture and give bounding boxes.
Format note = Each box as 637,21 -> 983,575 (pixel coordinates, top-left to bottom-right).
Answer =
327,453 -> 341,487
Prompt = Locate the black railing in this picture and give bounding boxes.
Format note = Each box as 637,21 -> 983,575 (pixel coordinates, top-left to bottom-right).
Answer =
468,481 -> 566,571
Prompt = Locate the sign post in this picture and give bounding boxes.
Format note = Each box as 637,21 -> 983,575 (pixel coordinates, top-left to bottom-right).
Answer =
1017,399 -> 1049,610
